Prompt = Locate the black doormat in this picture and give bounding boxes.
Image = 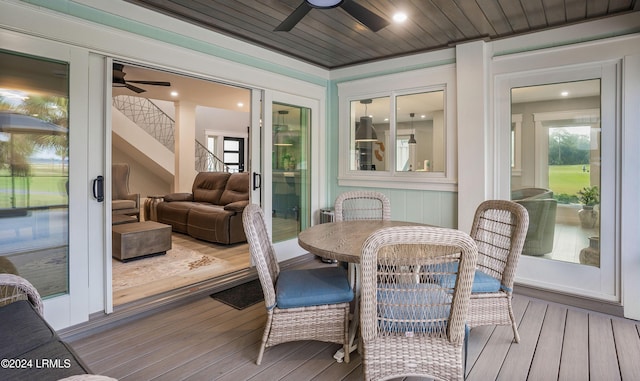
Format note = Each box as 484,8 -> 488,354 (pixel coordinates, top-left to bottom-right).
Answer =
210,279 -> 264,310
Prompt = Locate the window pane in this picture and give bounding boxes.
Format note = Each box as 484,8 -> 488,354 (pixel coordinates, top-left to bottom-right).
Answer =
0,51 -> 70,298
349,97 -> 390,171
511,79 -> 601,267
396,91 -> 445,172
224,140 -> 239,151
224,152 -> 239,163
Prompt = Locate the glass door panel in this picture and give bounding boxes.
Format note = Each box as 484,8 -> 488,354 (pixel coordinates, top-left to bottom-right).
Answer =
511,79 -> 601,267
271,102 -> 310,242
0,50 -> 70,298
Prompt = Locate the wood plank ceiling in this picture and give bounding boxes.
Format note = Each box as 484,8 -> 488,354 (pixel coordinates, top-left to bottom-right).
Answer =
126,0 -> 639,69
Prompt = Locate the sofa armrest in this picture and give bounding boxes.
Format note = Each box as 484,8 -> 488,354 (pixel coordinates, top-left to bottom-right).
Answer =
163,193 -> 194,202
0,274 -> 43,315
124,193 -> 139,202
224,200 -> 249,213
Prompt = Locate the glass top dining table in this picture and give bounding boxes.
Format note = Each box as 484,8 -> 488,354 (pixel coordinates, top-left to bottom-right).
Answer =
298,220 -> 428,264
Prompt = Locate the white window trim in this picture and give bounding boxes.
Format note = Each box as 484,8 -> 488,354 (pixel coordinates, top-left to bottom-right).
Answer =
511,113 -> 522,176
337,65 -> 457,191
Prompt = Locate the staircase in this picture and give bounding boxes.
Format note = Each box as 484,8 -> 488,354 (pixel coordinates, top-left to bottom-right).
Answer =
112,95 -> 228,175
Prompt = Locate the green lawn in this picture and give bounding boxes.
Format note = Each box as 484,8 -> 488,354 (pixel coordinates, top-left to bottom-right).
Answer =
0,163 -> 68,208
548,164 -> 592,198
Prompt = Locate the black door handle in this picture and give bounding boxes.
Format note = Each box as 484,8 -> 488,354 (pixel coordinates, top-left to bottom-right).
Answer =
92,175 -> 104,202
253,172 -> 261,191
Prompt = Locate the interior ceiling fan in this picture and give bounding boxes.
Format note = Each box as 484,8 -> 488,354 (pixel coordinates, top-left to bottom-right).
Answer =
275,0 -> 389,32
112,63 -> 171,94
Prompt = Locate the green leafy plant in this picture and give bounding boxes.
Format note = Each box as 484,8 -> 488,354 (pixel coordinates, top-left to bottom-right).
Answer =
577,186 -> 599,206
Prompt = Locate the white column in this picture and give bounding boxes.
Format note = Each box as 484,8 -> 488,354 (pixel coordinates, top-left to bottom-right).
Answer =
456,40 -> 489,233
621,54 -> 640,320
174,101 -> 196,192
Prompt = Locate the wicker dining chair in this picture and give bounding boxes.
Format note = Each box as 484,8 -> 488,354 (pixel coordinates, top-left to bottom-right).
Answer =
334,191 -> 391,222
465,200 -> 529,342
242,204 -> 354,365
360,226 -> 478,381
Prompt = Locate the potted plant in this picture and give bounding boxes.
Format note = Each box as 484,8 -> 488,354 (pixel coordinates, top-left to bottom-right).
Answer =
577,186 -> 599,228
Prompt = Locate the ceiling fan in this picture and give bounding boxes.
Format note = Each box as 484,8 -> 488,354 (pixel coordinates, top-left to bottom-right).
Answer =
275,0 -> 389,32
112,63 -> 171,94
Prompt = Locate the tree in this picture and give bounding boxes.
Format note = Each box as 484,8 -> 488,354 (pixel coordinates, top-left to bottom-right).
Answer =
17,95 -> 69,172
548,128 -> 590,165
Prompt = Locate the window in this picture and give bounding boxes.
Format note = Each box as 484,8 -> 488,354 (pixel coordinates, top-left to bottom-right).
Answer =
337,66 -> 457,191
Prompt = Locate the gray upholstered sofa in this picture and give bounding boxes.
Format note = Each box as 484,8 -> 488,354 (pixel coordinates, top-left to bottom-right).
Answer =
511,187 -> 557,256
0,274 -> 111,381
156,172 -> 249,244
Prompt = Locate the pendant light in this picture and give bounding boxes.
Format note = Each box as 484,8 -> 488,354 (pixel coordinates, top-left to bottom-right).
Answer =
408,112 -> 417,171
355,99 -> 377,142
408,112 -> 417,144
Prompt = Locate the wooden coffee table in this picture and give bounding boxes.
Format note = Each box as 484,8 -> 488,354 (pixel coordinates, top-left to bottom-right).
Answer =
112,221 -> 172,262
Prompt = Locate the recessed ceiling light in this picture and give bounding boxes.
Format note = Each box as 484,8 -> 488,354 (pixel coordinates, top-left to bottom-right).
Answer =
170,91 -> 178,97
421,115 -> 426,118
561,91 -> 569,97
393,12 -> 407,23
237,102 -> 244,107
384,118 -> 389,122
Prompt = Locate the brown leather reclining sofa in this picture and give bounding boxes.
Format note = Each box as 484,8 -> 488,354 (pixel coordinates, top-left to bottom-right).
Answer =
156,171 -> 249,244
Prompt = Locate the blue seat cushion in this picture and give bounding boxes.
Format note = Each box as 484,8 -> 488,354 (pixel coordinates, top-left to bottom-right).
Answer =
431,263 -> 502,293
276,267 -> 353,309
377,283 -> 451,333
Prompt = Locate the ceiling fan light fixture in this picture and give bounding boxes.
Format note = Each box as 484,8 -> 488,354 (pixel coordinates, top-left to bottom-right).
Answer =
306,0 -> 343,9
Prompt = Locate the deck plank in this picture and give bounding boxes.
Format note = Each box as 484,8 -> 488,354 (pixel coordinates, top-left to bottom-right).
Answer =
527,302 -> 567,380
279,343 -> 345,381
611,319 -> 640,380
496,300 -> 547,380
559,309 -> 590,381
589,313 -> 622,381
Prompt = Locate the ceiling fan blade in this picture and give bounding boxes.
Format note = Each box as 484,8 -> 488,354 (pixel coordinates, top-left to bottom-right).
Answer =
125,83 -> 146,93
127,80 -> 171,86
340,0 -> 389,32
274,2 -> 312,31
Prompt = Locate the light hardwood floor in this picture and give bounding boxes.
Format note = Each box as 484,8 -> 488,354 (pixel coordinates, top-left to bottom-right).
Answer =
70,271 -> 640,381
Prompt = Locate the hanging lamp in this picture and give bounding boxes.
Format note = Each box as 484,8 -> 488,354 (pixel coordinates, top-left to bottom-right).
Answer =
408,112 -> 417,144
408,112 -> 417,171
355,99 -> 377,142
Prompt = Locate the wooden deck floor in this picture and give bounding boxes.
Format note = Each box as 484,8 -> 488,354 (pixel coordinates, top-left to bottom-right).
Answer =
69,288 -> 640,381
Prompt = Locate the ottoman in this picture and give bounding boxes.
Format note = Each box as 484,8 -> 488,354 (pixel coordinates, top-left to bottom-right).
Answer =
112,221 -> 172,261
